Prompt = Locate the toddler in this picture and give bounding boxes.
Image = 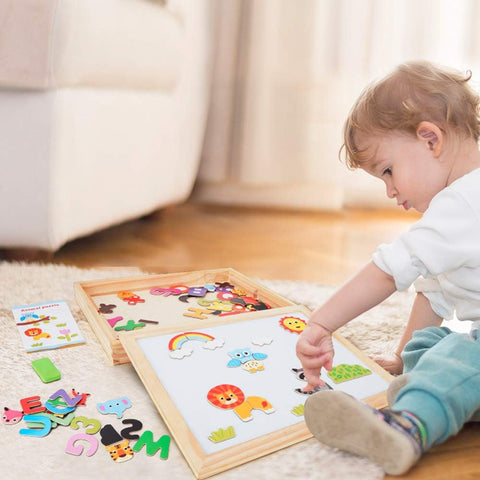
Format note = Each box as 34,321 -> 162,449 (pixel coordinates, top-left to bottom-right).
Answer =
296,61 -> 480,475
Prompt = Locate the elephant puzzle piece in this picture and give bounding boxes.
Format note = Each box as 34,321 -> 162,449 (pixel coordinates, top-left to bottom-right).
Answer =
207,384 -> 275,422
97,396 -> 132,418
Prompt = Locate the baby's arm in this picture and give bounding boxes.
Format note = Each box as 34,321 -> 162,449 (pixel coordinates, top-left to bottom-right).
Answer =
374,292 -> 442,374
296,261 -> 396,386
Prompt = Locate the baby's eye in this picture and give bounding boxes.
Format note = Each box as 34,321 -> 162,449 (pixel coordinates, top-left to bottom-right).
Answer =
382,167 -> 392,176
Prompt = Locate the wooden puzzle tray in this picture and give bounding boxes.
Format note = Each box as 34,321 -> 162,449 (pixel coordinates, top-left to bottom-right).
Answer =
120,304 -> 392,478
75,268 -> 294,365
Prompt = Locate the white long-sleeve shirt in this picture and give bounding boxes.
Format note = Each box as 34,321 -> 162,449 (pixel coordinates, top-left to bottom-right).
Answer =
373,168 -> 480,324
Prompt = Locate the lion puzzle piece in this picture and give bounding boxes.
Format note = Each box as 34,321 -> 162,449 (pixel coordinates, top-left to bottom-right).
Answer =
227,348 -> 267,373
207,384 -> 275,422
327,363 -> 372,383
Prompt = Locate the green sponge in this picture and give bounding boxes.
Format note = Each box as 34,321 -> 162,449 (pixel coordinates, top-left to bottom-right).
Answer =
31,357 -> 61,383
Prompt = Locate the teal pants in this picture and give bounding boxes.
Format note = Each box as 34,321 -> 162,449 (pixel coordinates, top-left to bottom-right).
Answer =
394,326 -> 480,449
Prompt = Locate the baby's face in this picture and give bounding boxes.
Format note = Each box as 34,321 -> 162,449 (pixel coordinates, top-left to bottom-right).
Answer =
357,132 -> 449,213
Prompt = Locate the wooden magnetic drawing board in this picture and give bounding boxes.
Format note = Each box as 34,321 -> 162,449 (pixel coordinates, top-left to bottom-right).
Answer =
120,305 -> 392,479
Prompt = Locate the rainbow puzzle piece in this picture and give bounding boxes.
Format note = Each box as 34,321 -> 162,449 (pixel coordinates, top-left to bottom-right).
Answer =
327,363 -> 372,383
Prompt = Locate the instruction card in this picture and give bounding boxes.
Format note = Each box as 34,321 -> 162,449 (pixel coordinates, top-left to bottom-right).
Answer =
11,300 -> 85,352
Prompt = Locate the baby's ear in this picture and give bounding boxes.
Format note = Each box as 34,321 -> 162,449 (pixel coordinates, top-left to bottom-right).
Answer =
416,121 -> 443,156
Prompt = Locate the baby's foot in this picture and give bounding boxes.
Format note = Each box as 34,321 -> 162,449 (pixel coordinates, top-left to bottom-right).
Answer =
304,390 -> 423,475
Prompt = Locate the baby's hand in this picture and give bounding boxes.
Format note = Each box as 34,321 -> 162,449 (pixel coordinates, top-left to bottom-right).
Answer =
296,323 -> 334,387
372,353 -> 403,375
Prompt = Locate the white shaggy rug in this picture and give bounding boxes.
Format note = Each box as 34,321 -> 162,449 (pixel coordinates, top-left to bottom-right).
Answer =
0,262 -> 418,480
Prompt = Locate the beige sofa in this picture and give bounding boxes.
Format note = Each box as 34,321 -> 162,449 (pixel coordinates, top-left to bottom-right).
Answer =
0,0 -> 214,251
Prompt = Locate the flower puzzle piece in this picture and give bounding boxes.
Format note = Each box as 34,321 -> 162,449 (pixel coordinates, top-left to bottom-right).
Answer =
327,363 -> 372,383
207,384 -> 275,422
97,396 -> 132,419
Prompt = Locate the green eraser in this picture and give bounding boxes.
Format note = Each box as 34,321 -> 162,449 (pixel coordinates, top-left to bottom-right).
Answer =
31,357 -> 61,383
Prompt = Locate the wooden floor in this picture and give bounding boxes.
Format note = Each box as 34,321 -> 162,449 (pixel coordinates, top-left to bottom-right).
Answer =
52,203 -> 420,284
11,202 -> 480,478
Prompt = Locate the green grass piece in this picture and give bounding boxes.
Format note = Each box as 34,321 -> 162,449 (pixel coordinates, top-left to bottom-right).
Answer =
291,404 -> 305,416
208,426 -> 236,443
327,363 -> 371,383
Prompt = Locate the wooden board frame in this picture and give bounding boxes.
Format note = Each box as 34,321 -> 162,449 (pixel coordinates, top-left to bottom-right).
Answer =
75,268 -> 294,364
120,305 -> 393,479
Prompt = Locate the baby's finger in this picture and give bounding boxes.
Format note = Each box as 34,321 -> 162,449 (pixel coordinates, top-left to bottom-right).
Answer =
303,368 -> 325,387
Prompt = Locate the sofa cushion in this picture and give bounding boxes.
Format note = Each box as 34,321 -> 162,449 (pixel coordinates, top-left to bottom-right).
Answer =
0,0 -> 184,91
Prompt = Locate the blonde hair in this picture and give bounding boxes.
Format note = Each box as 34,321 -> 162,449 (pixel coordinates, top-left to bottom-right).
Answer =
341,61 -> 480,168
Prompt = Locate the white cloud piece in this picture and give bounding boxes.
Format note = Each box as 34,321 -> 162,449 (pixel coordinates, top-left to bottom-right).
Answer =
251,337 -> 273,346
202,337 -> 225,350
169,347 -> 194,359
